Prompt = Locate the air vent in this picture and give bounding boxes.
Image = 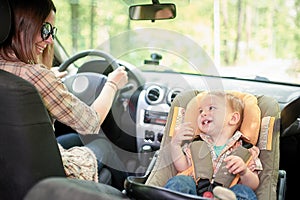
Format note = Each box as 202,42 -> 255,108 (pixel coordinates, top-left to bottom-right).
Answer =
145,85 -> 164,105
167,89 -> 182,105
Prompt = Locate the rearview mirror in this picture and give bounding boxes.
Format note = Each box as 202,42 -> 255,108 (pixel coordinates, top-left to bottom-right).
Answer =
129,3 -> 176,20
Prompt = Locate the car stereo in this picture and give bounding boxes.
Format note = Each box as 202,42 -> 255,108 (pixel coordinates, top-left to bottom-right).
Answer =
143,110 -> 168,126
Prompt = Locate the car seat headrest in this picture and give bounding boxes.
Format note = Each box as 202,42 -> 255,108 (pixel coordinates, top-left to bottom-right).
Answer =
184,91 -> 261,145
0,0 -> 12,44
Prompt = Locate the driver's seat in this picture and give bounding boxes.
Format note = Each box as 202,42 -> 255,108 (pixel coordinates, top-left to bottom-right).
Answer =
0,69 -> 67,199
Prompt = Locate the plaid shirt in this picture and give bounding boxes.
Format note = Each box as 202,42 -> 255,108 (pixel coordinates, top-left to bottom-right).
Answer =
0,58 -> 101,135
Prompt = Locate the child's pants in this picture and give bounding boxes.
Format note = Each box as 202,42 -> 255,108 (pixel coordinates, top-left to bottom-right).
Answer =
164,175 -> 257,200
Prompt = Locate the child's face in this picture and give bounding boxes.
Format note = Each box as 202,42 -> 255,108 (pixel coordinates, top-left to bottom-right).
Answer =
196,94 -> 231,135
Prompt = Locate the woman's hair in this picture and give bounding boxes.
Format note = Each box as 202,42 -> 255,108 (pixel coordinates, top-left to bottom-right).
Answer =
0,0 -> 56,67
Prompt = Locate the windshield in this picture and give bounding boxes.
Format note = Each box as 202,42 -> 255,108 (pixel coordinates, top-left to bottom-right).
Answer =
53,0 -> 300,85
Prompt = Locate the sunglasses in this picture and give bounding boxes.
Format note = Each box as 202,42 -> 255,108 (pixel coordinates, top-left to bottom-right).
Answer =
41,22 -> 57,41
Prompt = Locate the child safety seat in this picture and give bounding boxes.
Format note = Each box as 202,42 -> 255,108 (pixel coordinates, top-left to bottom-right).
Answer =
124,90 -> 286,200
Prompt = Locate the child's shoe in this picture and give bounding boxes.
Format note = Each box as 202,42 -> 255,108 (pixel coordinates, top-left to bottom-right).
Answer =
213,186 -> 236,200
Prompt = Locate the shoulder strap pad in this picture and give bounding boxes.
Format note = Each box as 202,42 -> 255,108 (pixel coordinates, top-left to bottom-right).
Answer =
214,145 -> 251,187
190,141 -> 213,183
190,141 -> 251,188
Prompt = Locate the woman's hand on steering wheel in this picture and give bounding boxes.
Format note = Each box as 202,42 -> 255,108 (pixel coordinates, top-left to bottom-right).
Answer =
107,66 -> 128,90
51,66 -> 68,79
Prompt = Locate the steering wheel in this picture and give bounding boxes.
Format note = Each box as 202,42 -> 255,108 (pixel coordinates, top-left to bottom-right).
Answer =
58,49 -> 120,72
55,49 -> 143,152
58,49 -> 122,106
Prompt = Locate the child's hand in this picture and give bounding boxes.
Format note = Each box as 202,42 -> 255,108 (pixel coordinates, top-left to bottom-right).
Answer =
171,122 -> 194,146
224,155 -> 248,176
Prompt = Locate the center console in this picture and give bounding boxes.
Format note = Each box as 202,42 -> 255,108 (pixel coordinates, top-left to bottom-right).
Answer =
136,89 -> 170,153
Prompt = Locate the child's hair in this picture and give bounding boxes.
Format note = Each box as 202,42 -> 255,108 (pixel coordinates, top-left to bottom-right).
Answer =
206,91 -> 244,128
